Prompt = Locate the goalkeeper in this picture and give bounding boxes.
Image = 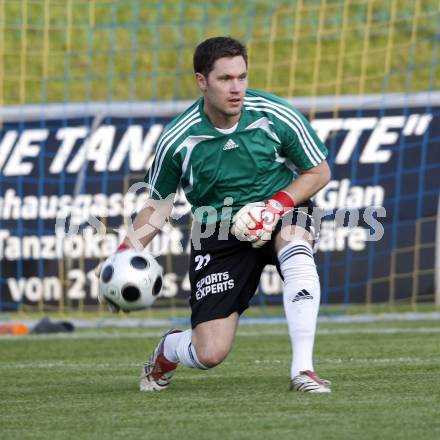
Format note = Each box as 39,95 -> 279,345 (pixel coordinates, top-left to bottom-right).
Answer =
115,36 -> 331,393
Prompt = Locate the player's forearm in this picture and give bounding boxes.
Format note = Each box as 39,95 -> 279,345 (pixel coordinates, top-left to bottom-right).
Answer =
120,198 -> 173,250
282,160 -> 331,205
120,206 -> 160,249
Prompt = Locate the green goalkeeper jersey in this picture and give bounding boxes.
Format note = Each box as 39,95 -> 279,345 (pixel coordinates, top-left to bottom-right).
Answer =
145,88 -> 328,223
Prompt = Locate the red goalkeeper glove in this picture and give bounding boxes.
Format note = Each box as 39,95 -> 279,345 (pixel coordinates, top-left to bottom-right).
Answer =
231,191 -> 296,248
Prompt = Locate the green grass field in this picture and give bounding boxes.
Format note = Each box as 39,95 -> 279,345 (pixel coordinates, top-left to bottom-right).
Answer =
2,318 -> 440,440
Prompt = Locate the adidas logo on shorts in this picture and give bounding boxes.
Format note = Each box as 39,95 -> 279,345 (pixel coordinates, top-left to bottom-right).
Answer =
291,289 -> 313,302
223,139 -> 239,150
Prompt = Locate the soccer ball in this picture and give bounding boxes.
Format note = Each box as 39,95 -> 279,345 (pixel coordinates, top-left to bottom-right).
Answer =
98,249 -> 163,312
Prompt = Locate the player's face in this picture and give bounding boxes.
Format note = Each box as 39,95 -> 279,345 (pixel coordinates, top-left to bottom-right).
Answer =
196,56 -> 248,125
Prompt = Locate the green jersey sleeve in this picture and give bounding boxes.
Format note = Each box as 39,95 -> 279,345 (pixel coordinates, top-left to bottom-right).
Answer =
245,89 -> 328,170
145,144 -> 182,201
280,109 -> 328,170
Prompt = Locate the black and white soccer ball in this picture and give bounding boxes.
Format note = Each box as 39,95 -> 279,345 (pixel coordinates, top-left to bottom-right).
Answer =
98,249 -> 163,312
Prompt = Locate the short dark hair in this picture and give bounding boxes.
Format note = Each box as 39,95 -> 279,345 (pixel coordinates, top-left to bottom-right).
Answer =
193,36 -> 248,77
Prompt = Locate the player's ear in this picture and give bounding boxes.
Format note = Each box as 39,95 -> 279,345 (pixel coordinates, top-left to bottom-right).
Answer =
195,72 -> 207,92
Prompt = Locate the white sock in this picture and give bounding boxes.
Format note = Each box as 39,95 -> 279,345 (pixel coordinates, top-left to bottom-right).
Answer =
278,240 -> 321,378
163,329 -> 208,369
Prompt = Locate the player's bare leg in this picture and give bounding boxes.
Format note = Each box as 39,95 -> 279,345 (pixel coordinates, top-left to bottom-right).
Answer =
140,313 -> 239,391
191,312 -> 239,367
275,224 -> 331,393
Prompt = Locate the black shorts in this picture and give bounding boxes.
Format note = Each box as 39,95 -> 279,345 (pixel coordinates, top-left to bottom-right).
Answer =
188,201 -> 316,328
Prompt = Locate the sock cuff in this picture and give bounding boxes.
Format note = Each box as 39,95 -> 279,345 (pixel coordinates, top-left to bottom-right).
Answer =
173,329 -> 209,370
189,342 -> 209,370
278,240 -> 313,266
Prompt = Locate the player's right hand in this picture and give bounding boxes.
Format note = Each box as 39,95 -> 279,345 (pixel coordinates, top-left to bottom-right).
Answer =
231,191 -> 296,248
230,202 -> 266,244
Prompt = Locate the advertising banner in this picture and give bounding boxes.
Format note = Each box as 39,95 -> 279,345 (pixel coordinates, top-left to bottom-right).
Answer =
0,99 -> 438,309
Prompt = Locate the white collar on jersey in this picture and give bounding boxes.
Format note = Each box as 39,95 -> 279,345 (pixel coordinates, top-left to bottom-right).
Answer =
215,122 -> 238,134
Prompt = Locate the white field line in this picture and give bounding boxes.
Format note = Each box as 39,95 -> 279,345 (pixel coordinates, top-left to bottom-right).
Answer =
1,326 -> 440,341
1,356 -> 440,371
254,357 -> 440,365
241,327 -> 440,336
3,312 -> 440,330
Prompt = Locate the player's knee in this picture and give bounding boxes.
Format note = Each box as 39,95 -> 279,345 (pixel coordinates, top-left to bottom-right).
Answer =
195,345 -> 230,368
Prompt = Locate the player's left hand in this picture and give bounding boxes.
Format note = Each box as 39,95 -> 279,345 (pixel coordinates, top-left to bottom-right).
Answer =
231,191 -> 295,248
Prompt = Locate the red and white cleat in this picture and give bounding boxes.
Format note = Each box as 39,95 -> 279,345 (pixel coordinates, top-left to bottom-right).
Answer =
290,370 -> 331,393
139,329 -> 183,391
